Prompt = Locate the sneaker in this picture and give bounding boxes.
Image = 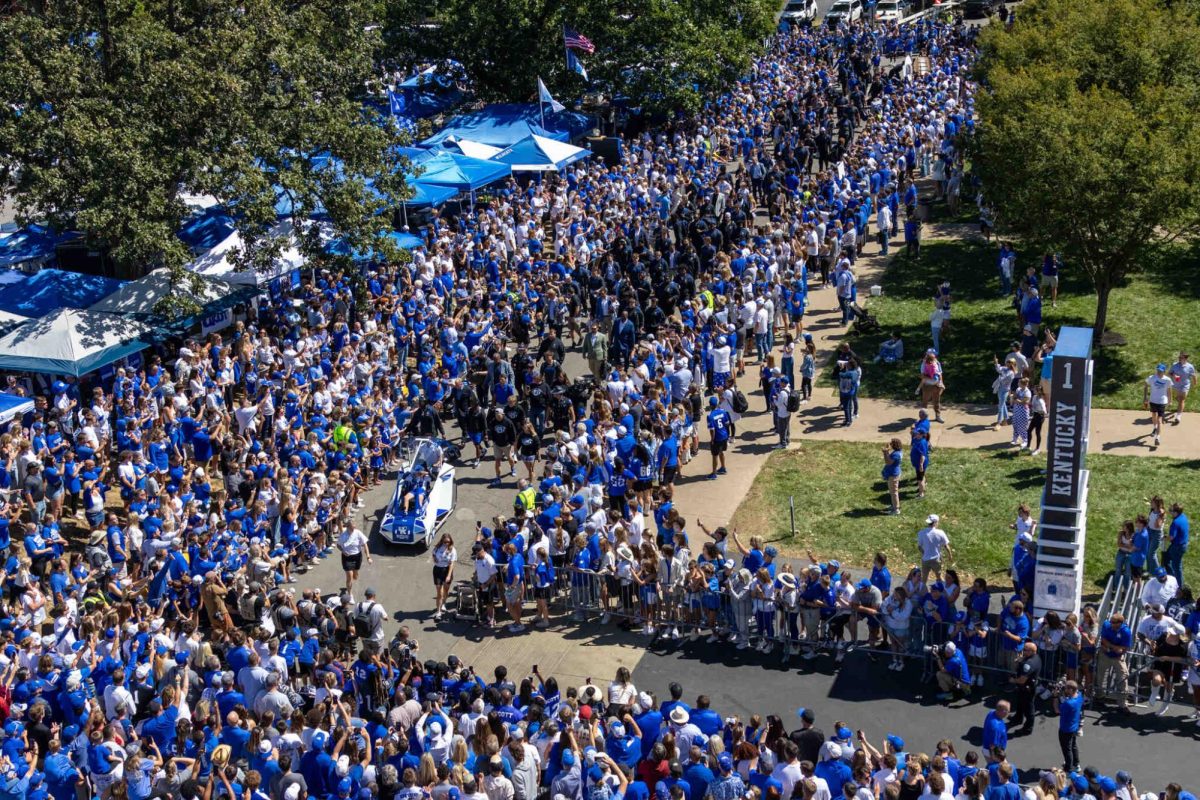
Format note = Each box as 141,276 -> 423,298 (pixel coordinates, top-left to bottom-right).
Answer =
1187,710 -> 1200,721
1155,702 -> 1171,717
935,415 -> 945,423
433,611 -> 443,622
508,623 -> 525,633
835,650 -> 845,664
535,618 -> 550,628
737,639 -> 750,650
600,612 -> 611,624
975,674 -> 984,687
489,478 -> 502,488
707,634 -> 720,644
672,627 -> 681,639
689,630 -> 699,642
708,473 -> 718,481
647,624 -> 656,636
717,467 -> 727,475
1154,434 -> 1161,445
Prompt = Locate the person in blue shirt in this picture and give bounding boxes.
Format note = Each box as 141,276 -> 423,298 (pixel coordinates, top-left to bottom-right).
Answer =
935,641 -> 971,701
981,701 -> 1009,752
997,599 -> 1030,672
705,398 -> 732,481
813,743 -> 851,795
604,716 -> 643,770
140,669 -> 189,754
1164,503 -> 1189,584
1097,612 -> 1132,714
984,762 -> 1021,800
1053,680 -> 1084,772
881,438 -> 902,515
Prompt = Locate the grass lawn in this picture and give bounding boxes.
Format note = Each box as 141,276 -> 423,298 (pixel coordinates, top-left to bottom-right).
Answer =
728,440 -> 1199,594
833,238 -> 1200,410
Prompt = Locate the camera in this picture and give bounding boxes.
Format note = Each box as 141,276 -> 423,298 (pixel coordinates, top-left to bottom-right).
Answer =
922,645 -> 938,654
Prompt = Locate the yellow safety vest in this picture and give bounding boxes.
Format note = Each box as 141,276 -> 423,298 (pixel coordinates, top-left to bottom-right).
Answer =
517,487 -> 537,511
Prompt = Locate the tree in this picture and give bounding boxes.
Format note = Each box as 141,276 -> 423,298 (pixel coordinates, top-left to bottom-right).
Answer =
0,0 -> 409,309
971,0 -> 1200,339
383,0 -> 778,115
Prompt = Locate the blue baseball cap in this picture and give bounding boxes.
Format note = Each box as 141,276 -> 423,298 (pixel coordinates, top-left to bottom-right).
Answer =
1098,777 -> 1117,794
857,578 -> 871,589
717,753 -> 733,773
338,778 -> 353,796
709,396 -> 718,406
835,726 -> 852,741
886,734 -> 904,751
562,751 -> 576,767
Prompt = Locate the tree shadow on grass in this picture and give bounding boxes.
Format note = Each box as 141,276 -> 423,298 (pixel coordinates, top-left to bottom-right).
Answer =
1139,240 -> 1200,301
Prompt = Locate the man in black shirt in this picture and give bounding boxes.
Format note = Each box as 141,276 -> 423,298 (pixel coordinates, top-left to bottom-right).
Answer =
790,707 -> 826,765
487,408 -> 517,488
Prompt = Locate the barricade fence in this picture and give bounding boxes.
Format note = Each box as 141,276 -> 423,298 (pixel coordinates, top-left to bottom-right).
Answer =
455,564 -> 1158,708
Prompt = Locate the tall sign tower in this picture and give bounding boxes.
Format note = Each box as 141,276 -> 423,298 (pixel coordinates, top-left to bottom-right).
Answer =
1033,327 -> 1094,618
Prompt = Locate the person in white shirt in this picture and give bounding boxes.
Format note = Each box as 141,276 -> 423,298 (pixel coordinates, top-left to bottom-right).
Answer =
1139,569 -> 1178,609
336,524 -> 372,598
1143,363 -> 1173,446
917,515 -> 952,584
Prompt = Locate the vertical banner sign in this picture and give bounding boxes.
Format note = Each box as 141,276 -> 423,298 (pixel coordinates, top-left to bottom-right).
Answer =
1034,327 -> 1093,617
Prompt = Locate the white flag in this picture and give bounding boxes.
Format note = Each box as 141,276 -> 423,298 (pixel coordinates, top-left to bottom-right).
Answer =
537,77 -> 566,113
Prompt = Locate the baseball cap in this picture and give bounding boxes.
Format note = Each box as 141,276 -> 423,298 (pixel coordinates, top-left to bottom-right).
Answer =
717,753 -> 733,773
835,727 -> 852,741
796,707 -> 815,724
1115,772 -> 1132,785
857,578 -> 871,589
1154,567 -> 1168,578
1098,777 -> 1118,794
926,514 -> 939,524
885,734 -> 904,751
1157,363 -> 1168,372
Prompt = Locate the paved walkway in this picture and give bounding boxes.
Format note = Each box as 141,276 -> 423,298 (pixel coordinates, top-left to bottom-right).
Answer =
672,222 -> 1200,527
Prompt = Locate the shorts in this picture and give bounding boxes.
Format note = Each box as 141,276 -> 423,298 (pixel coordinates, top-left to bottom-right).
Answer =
921,383 -> 942,404
504,585 -> 522,605
711,439 -> 728,455
714,371 -> 731,388
341,552 -> 362,572
469,432 -> 483,444
921,557 -> 942,574
520,454 -> 538,463
534,585 -> 552,601
1130,564 -> 1144,580
433,565 -> 451,586
1176,386 -> 1191,397
1043,274 -> 1059,289
1149,402 -> 1166,415
790,310 -> 804,322
913,467 -> 926,480
633,479 -> 652,492
661,466 -> 678,485
493,444 -> 513,461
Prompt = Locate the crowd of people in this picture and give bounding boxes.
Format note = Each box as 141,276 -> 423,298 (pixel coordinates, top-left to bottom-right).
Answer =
0,2 -> 1193,799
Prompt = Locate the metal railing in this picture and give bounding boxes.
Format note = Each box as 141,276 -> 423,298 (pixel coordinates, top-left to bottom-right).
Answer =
453,564 -> 1158,709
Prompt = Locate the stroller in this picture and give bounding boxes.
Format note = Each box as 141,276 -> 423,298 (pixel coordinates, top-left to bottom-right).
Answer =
851,300 -> 880,334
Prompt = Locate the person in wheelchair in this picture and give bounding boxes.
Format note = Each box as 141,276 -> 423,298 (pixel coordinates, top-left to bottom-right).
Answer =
874,331 -> 905,365
402,467 -> 431,514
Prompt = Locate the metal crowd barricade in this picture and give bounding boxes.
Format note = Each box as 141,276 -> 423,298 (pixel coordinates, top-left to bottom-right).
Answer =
452,563 -> 1148,706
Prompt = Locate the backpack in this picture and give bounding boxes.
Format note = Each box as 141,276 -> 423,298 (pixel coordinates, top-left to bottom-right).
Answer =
86,544 -> 112,572
786,390 -> 801,413
731,388 -> 749,414
353,602 -> 378,638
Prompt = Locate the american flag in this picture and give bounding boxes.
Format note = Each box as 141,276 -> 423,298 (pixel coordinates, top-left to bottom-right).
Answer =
563,26 -> 595,54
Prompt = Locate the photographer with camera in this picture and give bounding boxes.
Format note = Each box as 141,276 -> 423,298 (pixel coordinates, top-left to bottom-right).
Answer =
1008,641 -> 1041,735
1053,680 -> 1084,772
933,641 -> 972,702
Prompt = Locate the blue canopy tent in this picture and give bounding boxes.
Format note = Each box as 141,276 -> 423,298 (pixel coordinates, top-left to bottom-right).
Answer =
403,181 -> 458,209
177,208 -> 238,254
400,149 -> 511,192
0,269 -> 127,317
493,134 -> 592,172
324,230 -> 426,262
0,392 -> 34,426
0,225 -> 81,269
421,104 -> 592,148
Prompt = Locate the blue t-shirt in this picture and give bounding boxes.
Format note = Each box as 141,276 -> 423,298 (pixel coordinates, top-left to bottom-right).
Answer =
882,449 -> 902,478
706,409 -> 732,442
1057,693 -> 1083,732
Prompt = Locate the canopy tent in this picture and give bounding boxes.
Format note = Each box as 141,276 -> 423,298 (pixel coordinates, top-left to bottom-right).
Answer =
0,393 -> 34,426
421,104 -> 591,148
324,230 -> 427,262
493,134 -> 592,172
0,269 -> 127,318
0,309 -> 28,330
183,219 -> 322,287
177,207 -> 238,254
402,181 -> 458,209
0,225 -> 82,269
398,148 -> 510,192
0,308 -> 151,378
87,268 -> 257,318
394,66 -> 467,118
438,138 -> 503,160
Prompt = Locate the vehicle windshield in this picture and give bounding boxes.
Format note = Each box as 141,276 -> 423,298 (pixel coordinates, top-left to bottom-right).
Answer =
830,1 -> 852,11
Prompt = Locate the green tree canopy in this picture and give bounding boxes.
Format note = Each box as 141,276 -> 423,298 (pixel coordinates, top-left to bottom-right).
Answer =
972,0 -> 1200,338
383,0 -> 779,115
0,0 -> 409,298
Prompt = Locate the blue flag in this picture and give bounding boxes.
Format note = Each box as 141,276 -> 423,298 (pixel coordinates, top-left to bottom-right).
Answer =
567,50 -> 589,82
388,89 -> 407,116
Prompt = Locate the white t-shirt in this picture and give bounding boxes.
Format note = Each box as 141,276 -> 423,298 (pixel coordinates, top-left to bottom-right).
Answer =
338,528 -> 369,556
1146,374 -> 1172,405
917,526 -> 950,561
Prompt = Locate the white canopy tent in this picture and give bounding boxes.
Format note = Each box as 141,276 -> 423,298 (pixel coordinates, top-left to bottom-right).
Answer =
0,308 -> 152,377
183,219 -> 330,287
491,134 -> 591,172
89,267 -> 252,317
